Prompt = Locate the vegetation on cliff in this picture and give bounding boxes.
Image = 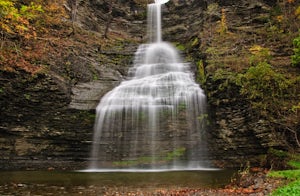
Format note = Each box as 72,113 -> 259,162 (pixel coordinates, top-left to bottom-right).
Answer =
292,33 -> 300,66
0,0 -> 68,73
0,0 -> 140,76
189,0 -> 300,155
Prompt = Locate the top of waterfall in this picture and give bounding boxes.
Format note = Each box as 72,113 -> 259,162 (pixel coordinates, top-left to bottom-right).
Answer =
154,0 -> 169,4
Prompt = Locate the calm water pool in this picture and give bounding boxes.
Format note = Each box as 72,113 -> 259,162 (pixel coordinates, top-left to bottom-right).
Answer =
0,170 -> 236,195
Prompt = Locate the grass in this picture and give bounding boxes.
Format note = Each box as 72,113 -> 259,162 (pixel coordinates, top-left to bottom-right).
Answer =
268,160 -> 300,195
271,180 -> 300,196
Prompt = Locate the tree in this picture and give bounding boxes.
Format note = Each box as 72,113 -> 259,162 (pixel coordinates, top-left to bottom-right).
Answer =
65,0 -> 78,34
0,0 -> 43,39
0,0 -> 68,74
103,1 -> 113,39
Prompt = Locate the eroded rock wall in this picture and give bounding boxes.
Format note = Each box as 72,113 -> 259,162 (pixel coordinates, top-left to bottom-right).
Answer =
0,0 -> 298,170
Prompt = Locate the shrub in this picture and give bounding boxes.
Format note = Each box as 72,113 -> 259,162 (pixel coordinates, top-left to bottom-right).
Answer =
237,62 -> 289,111
249,45 -> 272,65
292,33 -> 300,67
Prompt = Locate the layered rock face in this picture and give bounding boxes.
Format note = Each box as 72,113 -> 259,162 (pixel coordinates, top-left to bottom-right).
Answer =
0,0 -> 297,170
0,72 -> 93,169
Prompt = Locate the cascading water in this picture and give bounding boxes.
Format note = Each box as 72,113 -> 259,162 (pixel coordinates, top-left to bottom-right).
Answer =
88,0 -> 209,171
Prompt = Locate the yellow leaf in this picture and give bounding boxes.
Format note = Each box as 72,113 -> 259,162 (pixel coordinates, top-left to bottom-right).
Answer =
276,15 -> 284,23
249,45 -> 263,54
295,6 -> 300,18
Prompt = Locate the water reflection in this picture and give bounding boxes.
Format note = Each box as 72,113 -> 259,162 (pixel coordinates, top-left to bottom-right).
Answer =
0,170 -> 235,187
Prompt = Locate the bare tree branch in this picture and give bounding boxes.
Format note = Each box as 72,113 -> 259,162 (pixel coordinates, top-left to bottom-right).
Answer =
274,121 -> 300,148
103,1 -> 113,39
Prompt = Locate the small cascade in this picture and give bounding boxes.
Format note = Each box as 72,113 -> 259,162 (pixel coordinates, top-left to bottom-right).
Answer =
88,0 -> 209,171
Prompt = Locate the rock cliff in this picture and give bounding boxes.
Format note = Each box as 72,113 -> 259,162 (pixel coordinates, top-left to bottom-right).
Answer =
0,0 -> 299,170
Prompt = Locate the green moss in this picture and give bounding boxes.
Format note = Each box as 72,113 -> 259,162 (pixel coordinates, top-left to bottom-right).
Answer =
268,148 -> 289,159
176,44 -> 186,51
197,60 -> 206,84
292,33 -> 300,67
291,102 -> 300,113
113,147 -> 186,167
159,108 -> 172,118
178,102 -> 187,111
166,147 -> 186,161
113,160 -> 138,167
24,94 -> 31,100
191,37 -> 199,47
197,113 -> 208,121
73,111 -> 96,123
212,69 -> 238,91
138,111 -> 147,121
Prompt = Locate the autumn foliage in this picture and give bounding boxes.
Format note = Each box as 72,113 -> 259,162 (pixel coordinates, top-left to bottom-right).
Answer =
0,0 -> 44,39
0,0 -> 68,73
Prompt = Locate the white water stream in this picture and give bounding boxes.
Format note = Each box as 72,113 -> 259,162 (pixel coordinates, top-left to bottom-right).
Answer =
89,0 -> 209,171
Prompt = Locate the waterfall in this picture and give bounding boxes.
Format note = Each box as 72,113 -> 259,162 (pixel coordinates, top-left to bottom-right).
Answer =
147,3 -> 162,42
88,0 -> 209,171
